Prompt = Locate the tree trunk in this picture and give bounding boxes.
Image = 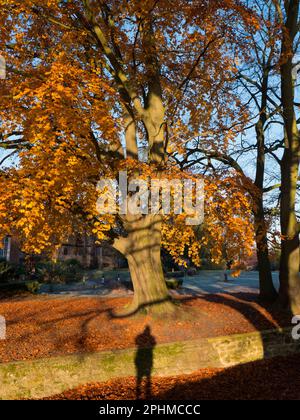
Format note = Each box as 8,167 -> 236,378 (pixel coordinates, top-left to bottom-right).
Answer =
278,0 -> 300,314
113,214 -> 174,316
253,93 -> 277,302
254,197 -> 278,302
127,247 -> 172,314
279,151 -> 300,313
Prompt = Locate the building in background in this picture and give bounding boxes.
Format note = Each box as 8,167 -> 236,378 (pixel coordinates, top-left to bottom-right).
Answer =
0,236 -> 9,261
1,235 -> 126,270
56,235 -> 126,269
0,236 -> 23,264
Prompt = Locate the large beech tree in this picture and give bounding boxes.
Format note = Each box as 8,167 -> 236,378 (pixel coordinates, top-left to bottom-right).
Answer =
0,0 -> 255,315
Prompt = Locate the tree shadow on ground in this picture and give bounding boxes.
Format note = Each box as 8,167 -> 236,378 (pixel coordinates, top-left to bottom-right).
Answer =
186,292 -> 293,362
45,353 -> 300,400
125,292 -> 294,401
153,353 -> 300,400
0,287 -> 293,365
197,292 -> 291,330
0,302 -> 114,363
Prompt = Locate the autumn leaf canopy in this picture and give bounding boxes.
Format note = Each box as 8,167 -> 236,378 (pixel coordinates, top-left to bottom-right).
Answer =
0,0 -> 256,267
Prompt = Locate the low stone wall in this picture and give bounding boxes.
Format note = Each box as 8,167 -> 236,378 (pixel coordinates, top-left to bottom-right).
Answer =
0,327 -> 299,399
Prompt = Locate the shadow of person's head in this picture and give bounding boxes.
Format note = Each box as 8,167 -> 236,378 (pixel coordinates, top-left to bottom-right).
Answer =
144,325 -> 151,335
135,324 -> 156,348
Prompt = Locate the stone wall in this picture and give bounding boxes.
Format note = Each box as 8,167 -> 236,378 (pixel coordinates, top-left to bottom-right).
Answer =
0,327 -> 299,399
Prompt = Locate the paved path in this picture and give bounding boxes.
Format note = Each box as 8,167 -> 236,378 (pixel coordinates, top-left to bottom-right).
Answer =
182,270 -> 279,296
39,271 -> 280,298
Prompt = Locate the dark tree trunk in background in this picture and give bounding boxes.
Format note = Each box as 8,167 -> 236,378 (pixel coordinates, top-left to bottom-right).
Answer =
253,76 -> 277,302
253,194 -> 278,301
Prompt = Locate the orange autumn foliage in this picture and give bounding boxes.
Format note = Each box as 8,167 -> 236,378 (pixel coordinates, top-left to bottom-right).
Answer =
0,1 -> 256,271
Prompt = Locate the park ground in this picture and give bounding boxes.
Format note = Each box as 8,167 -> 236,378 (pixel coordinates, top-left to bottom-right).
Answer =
0,272 -> 289,363
0,271 -> 297,400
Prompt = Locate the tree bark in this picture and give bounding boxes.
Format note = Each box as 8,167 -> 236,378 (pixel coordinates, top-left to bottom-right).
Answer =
279,150 -> 300,313
253,78 -> 277,302
253,195 -> 278,301
113,214 -> 174,316
278,0 -> 300,314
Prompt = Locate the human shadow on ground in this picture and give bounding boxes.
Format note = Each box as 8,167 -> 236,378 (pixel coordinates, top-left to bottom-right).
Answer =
135,325 -> 156,399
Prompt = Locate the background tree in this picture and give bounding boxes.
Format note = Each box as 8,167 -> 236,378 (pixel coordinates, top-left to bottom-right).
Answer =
176,0 -> 281,301
275,0 -> 300,313
184,0 -> 300,313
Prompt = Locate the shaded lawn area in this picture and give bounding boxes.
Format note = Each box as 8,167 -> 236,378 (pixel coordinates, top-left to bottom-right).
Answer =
0,291 -> 291,363
44,354 -> 300,400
